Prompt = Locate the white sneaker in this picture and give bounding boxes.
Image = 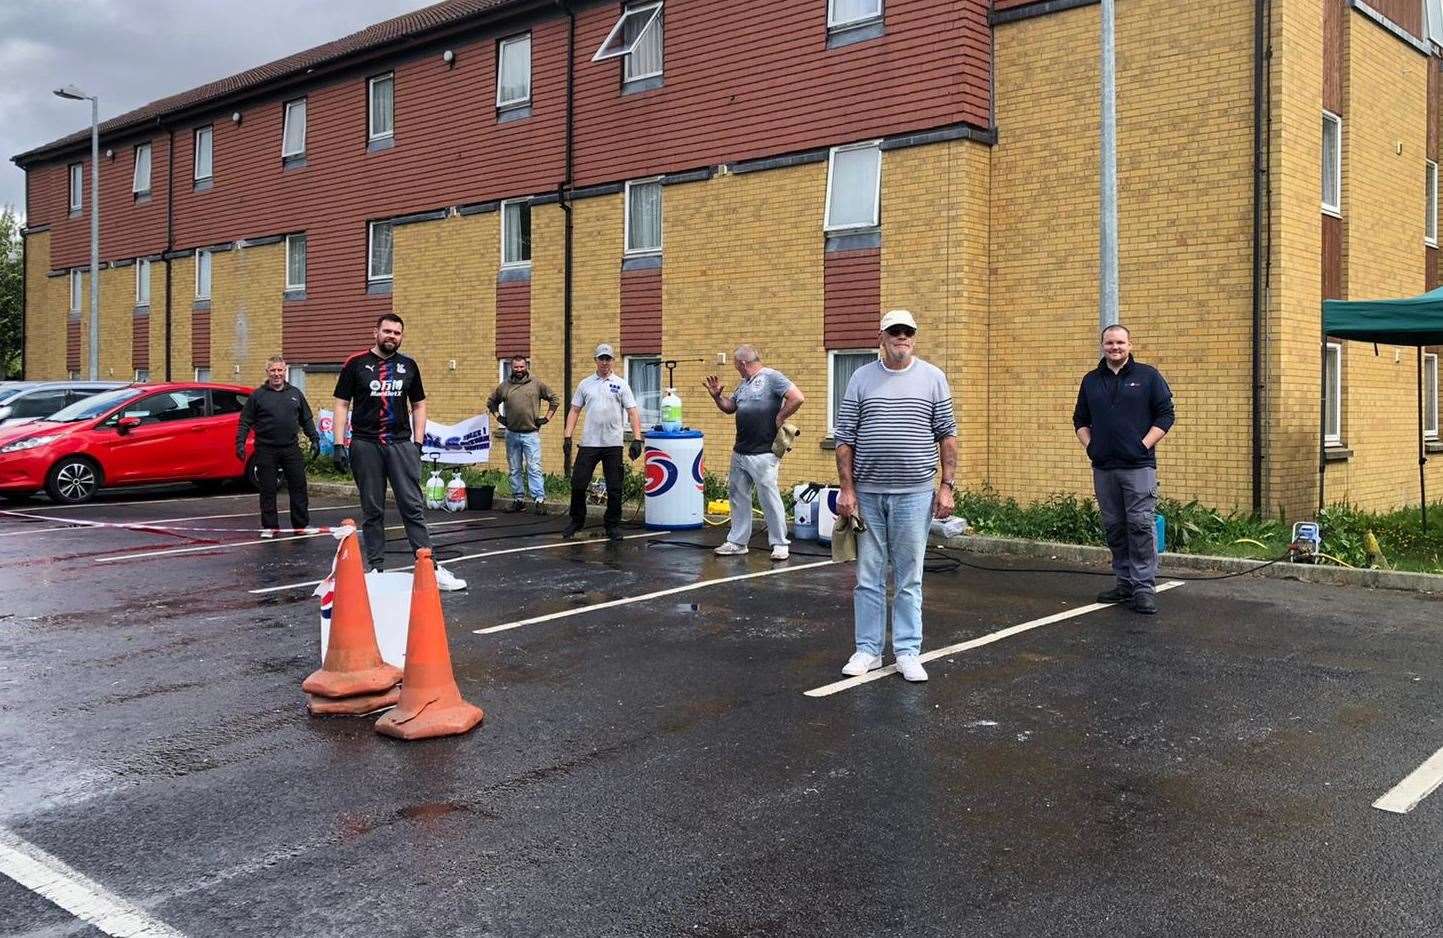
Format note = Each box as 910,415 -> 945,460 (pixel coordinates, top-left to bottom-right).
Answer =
895,655 -> 928,682
770,544 -> 789,561
842,651 -> 883,676
434,565 -> 467,591
714,542 -> 749,556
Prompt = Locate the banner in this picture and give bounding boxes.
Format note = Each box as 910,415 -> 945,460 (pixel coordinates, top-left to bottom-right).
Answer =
422,412 -> 491,465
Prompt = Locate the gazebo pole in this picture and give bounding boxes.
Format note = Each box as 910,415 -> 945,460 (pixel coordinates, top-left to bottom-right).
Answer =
1420,349 -> 1429,533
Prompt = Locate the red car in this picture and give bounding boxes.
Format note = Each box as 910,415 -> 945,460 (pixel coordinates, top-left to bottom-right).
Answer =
0,383 -> 260,504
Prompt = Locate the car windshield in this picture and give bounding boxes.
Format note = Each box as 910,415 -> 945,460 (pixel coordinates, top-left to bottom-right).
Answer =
45,388 -> 145,422
0,386 -> 36,405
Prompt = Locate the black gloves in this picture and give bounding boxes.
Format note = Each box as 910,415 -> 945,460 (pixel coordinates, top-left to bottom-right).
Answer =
305,437 -> 320,460
414,439 -> 425,457
538,414 -> 550,426
628,439 -> 643,461
333,444 -> 350,474
235,445 -> 246,462
562,438 -> 573,461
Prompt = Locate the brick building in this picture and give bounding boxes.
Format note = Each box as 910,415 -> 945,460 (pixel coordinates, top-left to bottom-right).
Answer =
13,0 -> 1443,516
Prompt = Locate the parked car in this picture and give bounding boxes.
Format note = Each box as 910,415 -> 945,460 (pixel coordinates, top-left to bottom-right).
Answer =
0,383 -> 260,504
0,381 -> 130,428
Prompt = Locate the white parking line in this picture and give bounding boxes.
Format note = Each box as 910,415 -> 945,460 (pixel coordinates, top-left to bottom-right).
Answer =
0,827 -> 183,937
248,530 -> 671,594
0,504 -> 361,538
475,560 -> 837,635
92,516 -> 494,564
1373,745 -> 1443,814
804,581 -> 1186,697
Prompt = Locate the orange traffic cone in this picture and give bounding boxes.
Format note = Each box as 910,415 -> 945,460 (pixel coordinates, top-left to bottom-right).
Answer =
306,686 -> 400,716
302,520 -> 403,702
375,548 -> 484,740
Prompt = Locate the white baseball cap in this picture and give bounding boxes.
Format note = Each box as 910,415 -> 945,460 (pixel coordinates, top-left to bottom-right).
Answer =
594,343 -> 615,359
880,309 -> 918,332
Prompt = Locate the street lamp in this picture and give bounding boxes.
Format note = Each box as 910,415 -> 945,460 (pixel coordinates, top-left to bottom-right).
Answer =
54,84 -> 100,380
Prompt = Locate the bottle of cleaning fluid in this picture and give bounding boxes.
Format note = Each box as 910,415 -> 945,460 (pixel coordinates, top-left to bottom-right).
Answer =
425,466 -> 446,510
660,387 -> 682,432
444,471 -> 467,513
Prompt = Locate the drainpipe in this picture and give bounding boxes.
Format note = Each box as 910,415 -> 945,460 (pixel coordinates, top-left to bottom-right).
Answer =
163,124 -> 175,381
1250,0 -> 1267,516
558,0 -> 576,474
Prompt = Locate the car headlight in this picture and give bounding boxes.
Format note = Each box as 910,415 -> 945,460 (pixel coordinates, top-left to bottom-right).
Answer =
0,435 -> 59,454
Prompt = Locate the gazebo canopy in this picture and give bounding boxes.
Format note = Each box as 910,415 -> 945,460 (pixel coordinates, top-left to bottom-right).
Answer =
1324,286 -> 1443,346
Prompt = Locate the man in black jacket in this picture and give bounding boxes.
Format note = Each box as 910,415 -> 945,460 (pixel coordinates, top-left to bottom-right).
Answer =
236,355 -> 319,534
1072,325 -> 1175,614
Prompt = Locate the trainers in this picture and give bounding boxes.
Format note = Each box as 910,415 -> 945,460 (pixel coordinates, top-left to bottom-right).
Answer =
770,544 -> 789,561
505,499 -> 525,513
1096,584 -> 1133,604
260,529 -> 278,539
606,526 -> 624,542
895,655 -> 929,682
434,565 -> 467,591
561,522 -> 580,540
1130,591 -> 1158,615
714,541 -> 749,556
842,651 -> 883,676
531,499 -> 547,515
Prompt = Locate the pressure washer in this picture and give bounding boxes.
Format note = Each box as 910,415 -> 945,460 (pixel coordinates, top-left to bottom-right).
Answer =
1287,521 -> 1323,563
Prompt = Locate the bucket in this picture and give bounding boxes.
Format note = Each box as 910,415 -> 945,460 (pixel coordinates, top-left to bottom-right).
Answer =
816,486 -> 841,544
466,484 -> 495,511
793,482 -> 821,541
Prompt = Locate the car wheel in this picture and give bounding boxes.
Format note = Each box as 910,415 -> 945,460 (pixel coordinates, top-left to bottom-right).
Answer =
45,457 -> 102,505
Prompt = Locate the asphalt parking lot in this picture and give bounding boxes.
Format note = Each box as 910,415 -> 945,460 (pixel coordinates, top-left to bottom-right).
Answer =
1,487 -> 1441,937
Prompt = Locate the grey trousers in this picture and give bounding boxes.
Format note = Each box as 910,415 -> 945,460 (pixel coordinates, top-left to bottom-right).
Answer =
726,451 -> 790,547
350,438 -> 430,569
1093,466 -> 1158,594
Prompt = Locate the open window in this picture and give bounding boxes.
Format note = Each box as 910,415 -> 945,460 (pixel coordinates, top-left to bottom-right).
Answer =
593,2 -> 663,66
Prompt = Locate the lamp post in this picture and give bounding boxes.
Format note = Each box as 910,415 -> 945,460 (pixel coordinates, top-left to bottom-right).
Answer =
54,85 -> 100,380
1099,0 -> 1118,332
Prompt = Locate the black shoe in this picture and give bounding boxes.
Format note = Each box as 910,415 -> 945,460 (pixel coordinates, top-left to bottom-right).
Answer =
1130,591 -> 1158,615
1097,585 -> 1133,604
561,522 -> 580,540
605,526 -> 623,542
506,499 -> 525,513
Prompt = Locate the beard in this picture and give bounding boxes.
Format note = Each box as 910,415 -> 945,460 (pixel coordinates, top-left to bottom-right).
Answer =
378,338 -> 400,355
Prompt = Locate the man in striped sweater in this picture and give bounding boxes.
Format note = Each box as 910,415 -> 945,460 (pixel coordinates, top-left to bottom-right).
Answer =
834,309 -> 958,683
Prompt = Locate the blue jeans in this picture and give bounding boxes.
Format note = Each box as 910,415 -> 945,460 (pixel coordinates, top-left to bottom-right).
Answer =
505,431 -> 545,501
854,490 -> 933,658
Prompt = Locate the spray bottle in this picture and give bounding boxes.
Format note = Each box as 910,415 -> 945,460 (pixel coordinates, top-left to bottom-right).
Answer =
424,464 -> 446,510
660,388 -> 683,433
444,471 -> 467,513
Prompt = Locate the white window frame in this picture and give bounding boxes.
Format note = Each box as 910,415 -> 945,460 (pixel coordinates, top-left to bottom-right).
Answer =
1428,160 -> 1438,247
285,233 -> 307,291
135,258 -> 151,307
1428,0 -> 1443,47
496,33 -> 532,108
624,2 -> 664,82
132,143 -> 152,194
195,368 -> 212,383
501,199 -> 533,269
823,141 -> 883,232
624,354 -> 663,426
827,348 -> 878,435
368,221 -> 394,283
69,269 -> 82,313
68,163 -> 83,212
135,369 -> 150,383
592,2 -> 663,63
1322,111 -> 1342,217
1324,342 -> 1343,446
282,98 -> 307,158
194,126 -> 213,181
500,359 -> 514,384
287,366 -> 307,392
195,249 -> 212,300
1426,351 -> 1439,439
368,73 -> 395,142
828,0 -> 884,29
624,178 -> 664,257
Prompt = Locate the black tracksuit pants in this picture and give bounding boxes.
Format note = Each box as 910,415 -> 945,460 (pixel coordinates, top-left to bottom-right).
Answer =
255,443 -> 310,530
349,438 -> 430,570
569,445 -> 623,528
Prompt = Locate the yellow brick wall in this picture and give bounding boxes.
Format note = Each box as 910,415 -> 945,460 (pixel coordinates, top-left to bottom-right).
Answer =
83,265 -> 138,381
1324,14 -> 1440,510
161,255 -> 194,382
23,232 -> 66,380
993,0 -> 1257,511
209,243 -> 284,389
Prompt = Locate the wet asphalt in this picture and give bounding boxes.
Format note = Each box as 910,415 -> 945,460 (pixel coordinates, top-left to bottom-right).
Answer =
0,486 -> 1440,937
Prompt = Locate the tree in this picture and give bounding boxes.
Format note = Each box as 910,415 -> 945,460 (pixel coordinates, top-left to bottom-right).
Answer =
0,207 -> 20,379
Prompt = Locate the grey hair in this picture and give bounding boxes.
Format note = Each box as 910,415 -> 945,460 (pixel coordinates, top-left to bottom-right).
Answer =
266,354 -> 287,366
1100,324 -> 1131,340
734,345 -> 761,363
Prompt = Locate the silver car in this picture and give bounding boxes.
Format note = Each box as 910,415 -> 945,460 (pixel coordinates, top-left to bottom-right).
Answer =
0,381 -> 131,428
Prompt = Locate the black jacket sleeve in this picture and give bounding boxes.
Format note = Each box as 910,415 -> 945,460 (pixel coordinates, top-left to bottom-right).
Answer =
298,393 -> 319,444
1150,371 -> 1176,433
236,393 -> 257,450
1072,378 -> 1092,431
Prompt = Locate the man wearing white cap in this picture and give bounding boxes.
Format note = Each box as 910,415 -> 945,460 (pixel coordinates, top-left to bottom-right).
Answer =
833,309 -> 958,682
562,343 -> 643,541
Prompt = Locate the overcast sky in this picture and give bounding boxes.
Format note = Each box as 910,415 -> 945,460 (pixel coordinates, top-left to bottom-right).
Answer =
0,0 -> 434,220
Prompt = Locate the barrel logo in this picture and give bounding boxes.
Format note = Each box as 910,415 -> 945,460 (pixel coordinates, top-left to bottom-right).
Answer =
691,452 -> 705,491
826,488 -> 839,515
644,448 -> 678,497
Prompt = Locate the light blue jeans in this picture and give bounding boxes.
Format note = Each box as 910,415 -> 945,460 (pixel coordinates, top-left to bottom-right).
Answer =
505,430 -> 545,501
854,489 -> 933,658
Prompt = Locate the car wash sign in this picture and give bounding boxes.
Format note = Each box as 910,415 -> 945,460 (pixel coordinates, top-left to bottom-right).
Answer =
422,413 -> 491,465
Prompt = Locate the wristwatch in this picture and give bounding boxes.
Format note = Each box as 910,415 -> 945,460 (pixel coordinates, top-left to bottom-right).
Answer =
940,479 -> 956,493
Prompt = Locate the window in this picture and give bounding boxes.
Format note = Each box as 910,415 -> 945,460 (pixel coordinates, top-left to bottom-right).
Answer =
1428,160 -> 1438,247
194,125 -> 213,182
1427,352 -> 1439,439
68,163 -> 82,213
1428,0 -> 1443,46
195,249 -> 212,300
829,0 -> 883,28
593,2 -> 663,82
7,390 -> 68,420
194,368 -> 212,383
369,73 -> 394,142
132,144 -> 152,195
118,389 -> 208,424
368,221 -> 394,282
1324,342 -> 1342,445
500,359 -> 515,383
501,199 -> 532,267
497,34 -> 532,109
282,98 -> 307,158
211,390 -> 247,415
287,366 -> 306,392
135,258 -> 151,307
134,369 -> 150,383
625,179 -> 662,255
829,350 -> 876,434
70,270 -> 82,313
1322,111 -> 1341,216
626,356 -> 662,428
286,234 -> 307,291
825,142 -> 882,231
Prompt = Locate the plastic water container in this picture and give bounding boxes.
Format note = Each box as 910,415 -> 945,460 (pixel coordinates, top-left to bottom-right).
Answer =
643,429 -> 704,529
660,388 -> 683,433
444,472 -> 467,513
816,486 -> 841,544
1155,513 -> 1166,553
424,468 -> 445,510
793,483 -> 821,541
320,570 -> 412,668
